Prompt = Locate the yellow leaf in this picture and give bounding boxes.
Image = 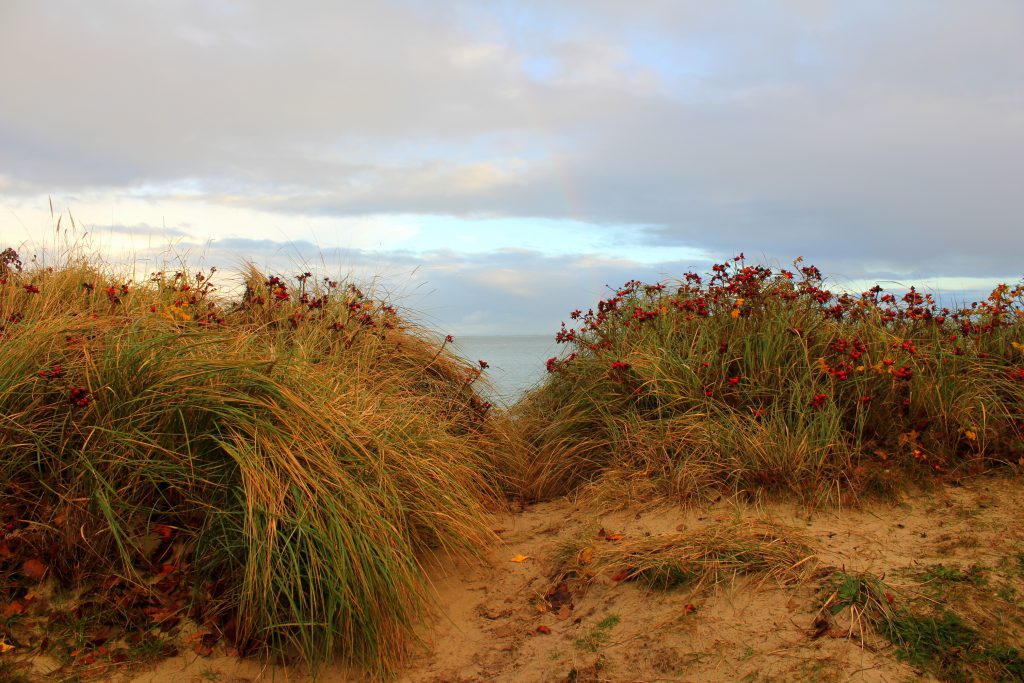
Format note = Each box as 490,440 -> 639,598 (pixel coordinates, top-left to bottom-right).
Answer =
0,638 -> 14,653
965,430 -> 977,441
578,547 -> 595,565
510,554 -> 530,563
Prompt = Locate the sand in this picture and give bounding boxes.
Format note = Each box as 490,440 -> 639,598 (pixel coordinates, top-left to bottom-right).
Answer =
96,476 -> 1024,682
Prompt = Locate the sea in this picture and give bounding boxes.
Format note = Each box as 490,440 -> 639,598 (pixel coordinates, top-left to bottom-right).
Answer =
452,335 -> 559,406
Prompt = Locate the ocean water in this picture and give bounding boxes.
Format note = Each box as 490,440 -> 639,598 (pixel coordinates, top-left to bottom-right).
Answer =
452,335 -> 559,406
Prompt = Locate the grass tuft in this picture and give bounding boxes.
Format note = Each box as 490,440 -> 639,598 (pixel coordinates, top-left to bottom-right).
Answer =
819,569 -> 1024,682
0,246 -> 520,676
517,255 -> 1024,505
555,519 -> 816,595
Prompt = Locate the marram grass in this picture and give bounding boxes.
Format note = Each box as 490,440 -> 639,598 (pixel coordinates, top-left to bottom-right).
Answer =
0,248 -> 521,676
517,255 -> 1024,505
555,519 -> 817,592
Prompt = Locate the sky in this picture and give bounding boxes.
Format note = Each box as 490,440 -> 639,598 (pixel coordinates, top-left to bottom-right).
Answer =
1,1 -> 1022,335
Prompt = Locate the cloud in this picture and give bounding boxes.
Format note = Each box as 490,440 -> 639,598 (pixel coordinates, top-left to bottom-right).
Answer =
1,0 -> 1021,324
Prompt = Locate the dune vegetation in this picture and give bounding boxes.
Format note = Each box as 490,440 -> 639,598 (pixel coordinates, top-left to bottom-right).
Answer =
0,245 -> 521,677
2,244 -> 1023,680
517,254 -> 1024,505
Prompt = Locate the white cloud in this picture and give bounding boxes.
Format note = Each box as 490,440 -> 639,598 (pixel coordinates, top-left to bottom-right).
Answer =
1,0 -> 1022,333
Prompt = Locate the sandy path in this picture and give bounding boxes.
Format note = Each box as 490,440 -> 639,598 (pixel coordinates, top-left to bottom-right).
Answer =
123,475 -> 1024,683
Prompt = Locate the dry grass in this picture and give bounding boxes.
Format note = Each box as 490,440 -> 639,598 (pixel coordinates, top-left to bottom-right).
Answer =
0,245 -> 522,677
517,255 -> 1024,505
552,519 -> 817,596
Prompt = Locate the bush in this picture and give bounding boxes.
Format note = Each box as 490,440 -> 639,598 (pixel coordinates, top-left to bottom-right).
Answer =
0,250 -> 519,675
517,255 -> 1024,504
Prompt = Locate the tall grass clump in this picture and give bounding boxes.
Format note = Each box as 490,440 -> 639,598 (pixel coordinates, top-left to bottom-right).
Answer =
0,246 -> 519,676
555,520 -> 816,592
517,254 -> 1024,504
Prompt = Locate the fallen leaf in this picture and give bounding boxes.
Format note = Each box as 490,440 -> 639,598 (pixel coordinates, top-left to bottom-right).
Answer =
683,603 -> 696,615
536,625 -> 551,635
21,558 -> 47,581
555,604 -> 572,620
578,547 -> 595,565
610,568 -> 632,582
143,606 -> 179,624
597,528 -> 607,538
545,582 -> 573,610
184,631 -> 209,645
810,616 -> 830,639
510,554 -> 530,563
605,533 -> 625,542
2,600 -> 25,618
0,639 -> 14,653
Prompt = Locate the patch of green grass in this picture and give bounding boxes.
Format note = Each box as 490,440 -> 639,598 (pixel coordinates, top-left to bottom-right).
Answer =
885,610 -> 1024,681
996,583 -> 1018,603
917,563 -> 989,588
882,610 -> 979,676
635,563 -> 697,590
574,614 -> 621,653
821,570 -> 1024,682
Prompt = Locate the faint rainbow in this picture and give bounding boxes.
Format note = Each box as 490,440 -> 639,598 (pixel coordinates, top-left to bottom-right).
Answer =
550,153 -> 614,302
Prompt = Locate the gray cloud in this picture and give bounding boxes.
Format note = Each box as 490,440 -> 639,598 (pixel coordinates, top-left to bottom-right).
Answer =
1,0 -> 1022,304
117,234 -> 1014,337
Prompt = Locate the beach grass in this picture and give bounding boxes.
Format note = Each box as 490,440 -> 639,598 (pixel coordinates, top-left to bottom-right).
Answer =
554,519 -> 817,593
819,568 -> 1024,681
517,255 -> 1024,505
0,246 -> 520,676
